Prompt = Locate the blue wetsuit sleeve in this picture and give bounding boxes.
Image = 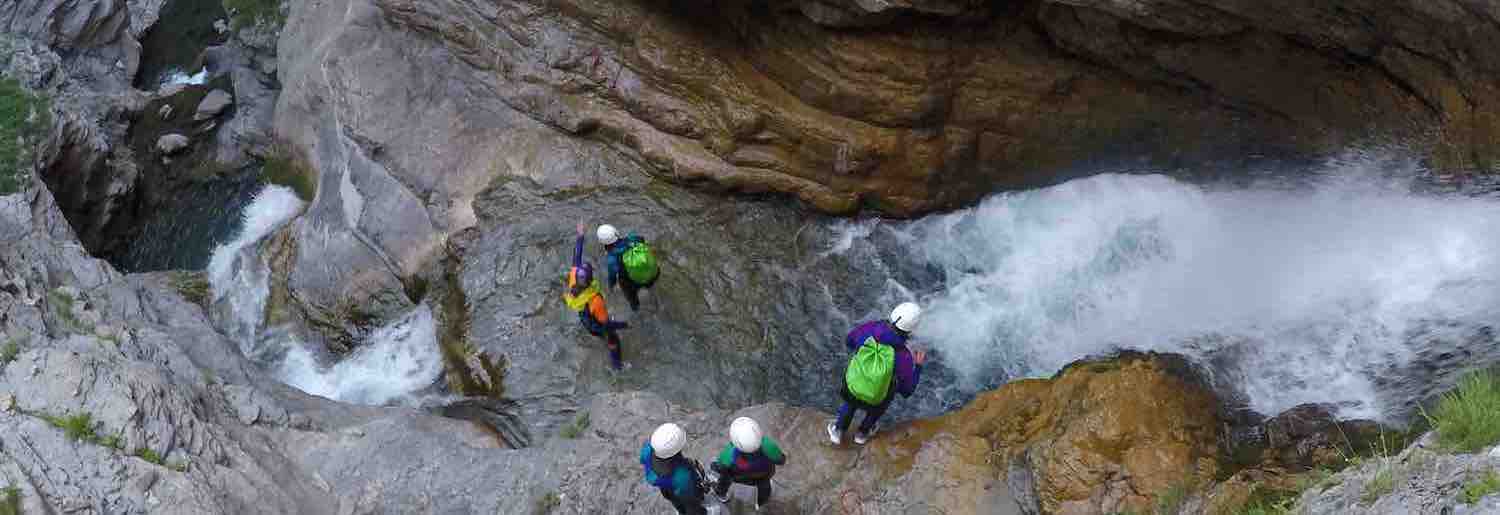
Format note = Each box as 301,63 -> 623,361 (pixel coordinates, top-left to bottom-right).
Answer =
640,444 -> 659,485
573,235 -> 585,268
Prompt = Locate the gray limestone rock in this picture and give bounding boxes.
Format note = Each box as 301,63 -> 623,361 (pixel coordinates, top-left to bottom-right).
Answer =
155,134 -> 189,155
194,89 -> 234,121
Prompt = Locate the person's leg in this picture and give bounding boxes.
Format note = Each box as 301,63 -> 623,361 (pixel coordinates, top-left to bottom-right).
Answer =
605,331 -> 623,370
834,402 -> 858,432
713,470 -> 733,499
755,477 -> 772,506
857,394 -> 895,434
621,279 -> 642,312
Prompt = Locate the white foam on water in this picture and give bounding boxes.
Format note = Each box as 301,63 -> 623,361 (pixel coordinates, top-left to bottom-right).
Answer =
834,153 -> 1500,419
207,185 -> 305,349
278,305 -> 444,405
205,184 -> 442,405
161,67 -> 208,87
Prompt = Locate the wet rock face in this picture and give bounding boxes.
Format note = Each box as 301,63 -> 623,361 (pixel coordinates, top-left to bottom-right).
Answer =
276,0 -> 1500,228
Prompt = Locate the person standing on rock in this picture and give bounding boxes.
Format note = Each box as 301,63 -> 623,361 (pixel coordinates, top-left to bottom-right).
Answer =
827,302 -> 927,445
596,224 -> 659,312
711,417 -> 786,510
641,423 -> 710,515
564,222 -> 629,370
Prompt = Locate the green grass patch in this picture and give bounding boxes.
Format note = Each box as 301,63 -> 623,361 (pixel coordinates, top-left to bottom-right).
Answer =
1235,497 -> 1295,515
39,411 -> 100,443
169,271 -> 211,307
532,491 -> 560,514
46,289 -> 88,333
134,447 -> 164,465
224,0 -> 285,29
0,484 -> 19,515
98,431 -> 124,450
1153,480 -> 1191,515
0,339 -> 18,367
1360,460 -> 1397,506
1461,470 -> 1500,504
0,77 -> 50,196
1425,370 -> 1500,453
261,146 -> 317,202
559,411 -> 591,439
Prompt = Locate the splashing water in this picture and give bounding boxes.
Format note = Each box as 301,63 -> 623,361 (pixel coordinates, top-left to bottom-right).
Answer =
207,185 -> 443,405
278,306 -> 444,405
208,185 -> 305,347
831,156 -> 1500,420
160,67 -> 208,88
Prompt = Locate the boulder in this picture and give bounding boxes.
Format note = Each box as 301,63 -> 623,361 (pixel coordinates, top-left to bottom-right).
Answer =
194,89 -> 234,121
914,354 -> 1224,514
155,133 -> 190,154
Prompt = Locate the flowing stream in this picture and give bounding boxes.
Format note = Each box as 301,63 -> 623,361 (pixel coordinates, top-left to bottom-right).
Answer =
827,153 -> 1500,421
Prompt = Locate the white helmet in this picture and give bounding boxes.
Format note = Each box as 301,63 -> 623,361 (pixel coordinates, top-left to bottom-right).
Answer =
596,224 -> 620,245
890,302 -> 921,333
729,417 -> 762,453
651,423 -> 686,458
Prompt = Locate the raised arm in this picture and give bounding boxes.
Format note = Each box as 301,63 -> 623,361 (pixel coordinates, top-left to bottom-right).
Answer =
572,223 -> 586,268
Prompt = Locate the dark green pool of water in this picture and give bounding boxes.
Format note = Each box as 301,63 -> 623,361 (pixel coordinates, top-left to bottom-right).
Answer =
105,166 -> 264,272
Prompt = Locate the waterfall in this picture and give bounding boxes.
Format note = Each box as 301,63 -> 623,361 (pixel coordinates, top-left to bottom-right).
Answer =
832,153 -> 1500,420
207,185 -> 443,405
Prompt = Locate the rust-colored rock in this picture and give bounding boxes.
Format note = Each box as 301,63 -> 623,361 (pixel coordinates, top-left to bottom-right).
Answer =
879,354 -> 1223,514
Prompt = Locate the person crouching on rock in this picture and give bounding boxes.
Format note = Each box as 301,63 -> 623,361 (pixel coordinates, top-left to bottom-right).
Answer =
641,423 -> 709,515
596,223 -> 659,312
711,416 -> 786,511
827,302 -> 928,446
564,222 -> 629,370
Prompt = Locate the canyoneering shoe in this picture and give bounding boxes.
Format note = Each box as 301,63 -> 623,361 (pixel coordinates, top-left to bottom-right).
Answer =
714,491 -> 730,504
826,421 -> 842,445
853,429 -> 873,445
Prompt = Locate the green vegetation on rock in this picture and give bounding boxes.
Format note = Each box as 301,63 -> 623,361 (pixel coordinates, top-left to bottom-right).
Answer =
0,78 -> 49,196
134,447 -> 164,465
1154,480 -> 1192,515
532,491 -> 560,514
1426,370 -> 1500,453
0,485 -> 20,515
0,339 -> 18,367
169,271 -> 212,307
47,289 -> 84,332
559,411 -> 591,439
1235,496 -> 1295,515
261,147 -> 317,202
1360,459 -> 1397,506
1461,470 -> 1500,504
39,411 -> 101,443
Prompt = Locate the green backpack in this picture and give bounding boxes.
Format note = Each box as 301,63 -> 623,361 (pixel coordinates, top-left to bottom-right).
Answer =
845,337 -> 895,405
621,236 -> 659,284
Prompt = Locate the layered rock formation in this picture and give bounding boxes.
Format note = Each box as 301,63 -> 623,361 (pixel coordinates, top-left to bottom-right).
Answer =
278,0 -> 1500,221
